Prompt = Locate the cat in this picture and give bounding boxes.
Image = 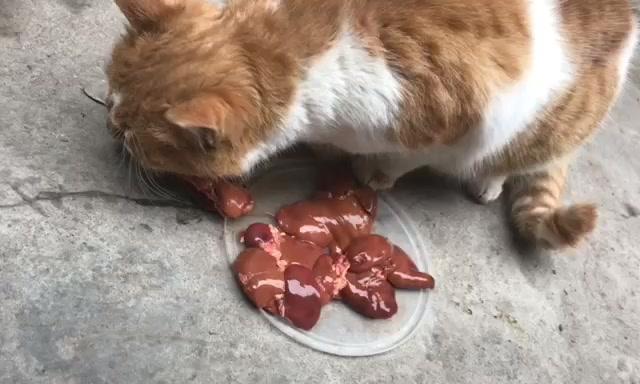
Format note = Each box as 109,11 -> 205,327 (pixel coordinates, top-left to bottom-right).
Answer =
106,0 -> 638,249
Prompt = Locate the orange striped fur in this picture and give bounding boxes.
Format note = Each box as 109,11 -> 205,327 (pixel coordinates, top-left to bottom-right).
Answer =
107,0 -> 638,249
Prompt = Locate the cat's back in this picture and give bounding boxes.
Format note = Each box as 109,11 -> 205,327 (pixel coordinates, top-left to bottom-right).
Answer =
364,0 -> 636,82
560,0 -> 636,55
359,0 -> 565,153
268,0 -> 636,162
559,0 -> 637,80
355,0 -> 637,170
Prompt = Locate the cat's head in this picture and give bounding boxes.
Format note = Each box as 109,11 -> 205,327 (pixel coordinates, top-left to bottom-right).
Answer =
107,0 -> 273,179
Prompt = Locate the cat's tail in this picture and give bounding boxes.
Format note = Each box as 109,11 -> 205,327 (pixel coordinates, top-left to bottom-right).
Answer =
509,164 -> 598,249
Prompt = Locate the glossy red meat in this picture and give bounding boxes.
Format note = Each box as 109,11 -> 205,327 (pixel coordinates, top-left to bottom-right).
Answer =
276,195 -> 375,252
344,235 -> 435,290
315,168 -> 378,217
234,224 -> 330,319
233,248 -> 284,315
275,168 -> 378,251
242,223 -> 275,248
341,271 -> 398,319
345,235 -> 394,273
312,253 -> 350,305
186,177 -> 254,219
387,246 -> 435,290
283,265 -> 323,330
279,236 -> 328,269
232,169 -> 435,330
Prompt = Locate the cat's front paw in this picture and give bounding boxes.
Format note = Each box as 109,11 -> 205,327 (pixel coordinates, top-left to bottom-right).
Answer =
467,175 -> 507,204
352,156 -> 397,190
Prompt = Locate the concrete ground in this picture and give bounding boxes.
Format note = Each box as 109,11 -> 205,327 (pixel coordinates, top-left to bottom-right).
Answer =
1,1 -> 639,383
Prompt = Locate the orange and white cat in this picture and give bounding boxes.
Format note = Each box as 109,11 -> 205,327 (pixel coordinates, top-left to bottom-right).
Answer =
107,0 -> 638,249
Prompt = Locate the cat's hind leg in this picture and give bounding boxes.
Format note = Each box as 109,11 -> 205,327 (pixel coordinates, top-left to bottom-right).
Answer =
508,162 -> 597,249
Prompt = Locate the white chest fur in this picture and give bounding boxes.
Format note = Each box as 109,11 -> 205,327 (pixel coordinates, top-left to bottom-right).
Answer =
241,29 -> 404,171
292,30 -> 405,154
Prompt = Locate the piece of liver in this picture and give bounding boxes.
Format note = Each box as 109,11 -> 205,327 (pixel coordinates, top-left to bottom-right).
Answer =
341,270 -> 398,319
275,168 -> 378,252
242,223 -> 327,269
280,236 -> 328,270
242,223 -> 277,246
282,265 -> 323,330
185,177 -> 254,219
233,248 -> 284,315
344,234 -> 435,290
235,224 -> 342,329
345,235 -> 394,274
312,253 -> 350,305
276,196 -> 375,251
386,246 -> 435,290
315,169 -> 378,217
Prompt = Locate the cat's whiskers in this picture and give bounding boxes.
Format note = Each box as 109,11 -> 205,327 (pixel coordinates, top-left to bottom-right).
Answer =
129,135 -> 156,199
122,132 -> 147,197
126,154 -> 135,196
143,167 -> 184,203
120,144 -> 129,171
129,133 -> 186,203
140,167 -> 166,197
114,140 -> 129,172
122,132 -> 138,195
135,161 -> 156,199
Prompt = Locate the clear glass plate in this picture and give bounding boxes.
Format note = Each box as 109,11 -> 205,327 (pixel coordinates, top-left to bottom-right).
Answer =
223,160 -> 433,356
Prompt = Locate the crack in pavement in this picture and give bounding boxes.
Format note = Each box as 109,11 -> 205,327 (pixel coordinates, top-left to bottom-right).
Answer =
7,184 -> 48,216
0,189 -> 197,211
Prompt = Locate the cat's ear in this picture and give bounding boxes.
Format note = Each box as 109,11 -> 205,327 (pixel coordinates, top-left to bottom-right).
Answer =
114,0 -> 184,32
165,96 -> 230,150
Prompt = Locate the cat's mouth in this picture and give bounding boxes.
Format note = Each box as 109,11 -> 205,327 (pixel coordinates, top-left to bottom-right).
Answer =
180,176 -> 254,219
112,137 -> 254,218
95,90 -> 253,215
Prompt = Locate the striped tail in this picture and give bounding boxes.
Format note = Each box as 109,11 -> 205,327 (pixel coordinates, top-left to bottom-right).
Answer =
509,164 -> 598,249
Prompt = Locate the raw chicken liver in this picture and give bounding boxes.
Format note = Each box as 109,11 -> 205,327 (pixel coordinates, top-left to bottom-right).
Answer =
185,177 -> 254,219
341,271 -> 398,319
345,235 -> 435,290
283,265 -> 323,330
233,248 -> 284,315
276,196 -> 375,251
232,169 -> 435,330
234,224 -> 342,329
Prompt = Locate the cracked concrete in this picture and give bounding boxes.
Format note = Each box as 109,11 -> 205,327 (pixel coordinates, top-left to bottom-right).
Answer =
0,188 -> 195,212
1,1 -> 639,384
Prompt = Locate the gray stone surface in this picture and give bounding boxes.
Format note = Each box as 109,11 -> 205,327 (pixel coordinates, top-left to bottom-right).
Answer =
1,1 -> 639,383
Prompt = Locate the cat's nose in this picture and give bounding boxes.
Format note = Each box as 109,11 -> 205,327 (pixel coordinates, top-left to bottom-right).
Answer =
107,118 -> 118,135
105,95 -> 114,111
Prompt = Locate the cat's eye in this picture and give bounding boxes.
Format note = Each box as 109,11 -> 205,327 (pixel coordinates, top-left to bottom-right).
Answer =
196,128 -> 217,151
